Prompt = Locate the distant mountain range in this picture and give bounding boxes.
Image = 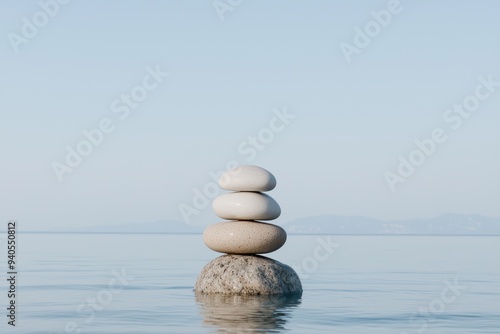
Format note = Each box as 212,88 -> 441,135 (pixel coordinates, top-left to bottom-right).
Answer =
283,214 -> 500,235
43,214 -> 500,235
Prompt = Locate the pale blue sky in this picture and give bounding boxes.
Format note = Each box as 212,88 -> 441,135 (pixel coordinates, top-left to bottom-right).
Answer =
1,0 -> 499,230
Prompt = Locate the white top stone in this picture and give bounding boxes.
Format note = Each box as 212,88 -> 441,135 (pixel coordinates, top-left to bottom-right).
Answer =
213,192 -> 281,221
219,165 -> 276,192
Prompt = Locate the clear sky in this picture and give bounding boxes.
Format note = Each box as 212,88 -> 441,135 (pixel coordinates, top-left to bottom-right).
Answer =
1,0 -> 499,230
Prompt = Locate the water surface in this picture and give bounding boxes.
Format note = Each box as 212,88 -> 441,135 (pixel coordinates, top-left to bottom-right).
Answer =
1,234 -> 498,333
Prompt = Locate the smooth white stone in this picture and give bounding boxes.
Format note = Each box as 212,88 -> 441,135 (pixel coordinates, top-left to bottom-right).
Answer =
213,192 -> 281,221
203,221 -> 287,254
219,165 -> 276,192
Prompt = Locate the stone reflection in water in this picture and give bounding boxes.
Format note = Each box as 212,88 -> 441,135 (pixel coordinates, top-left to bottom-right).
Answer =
196,293 -> 302,333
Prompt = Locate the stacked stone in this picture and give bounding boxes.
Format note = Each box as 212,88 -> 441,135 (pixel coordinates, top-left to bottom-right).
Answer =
194,165 -> 302,296
204,165 -> 285,254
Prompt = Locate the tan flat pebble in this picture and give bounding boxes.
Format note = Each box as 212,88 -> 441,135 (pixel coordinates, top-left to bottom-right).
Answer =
203,221 -> 287,254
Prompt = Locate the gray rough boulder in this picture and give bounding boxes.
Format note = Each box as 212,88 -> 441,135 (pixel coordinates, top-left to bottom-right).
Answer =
194,254 -> 302,295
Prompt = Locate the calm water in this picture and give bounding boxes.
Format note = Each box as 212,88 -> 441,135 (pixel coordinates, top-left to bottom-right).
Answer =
1,234 -> 499,333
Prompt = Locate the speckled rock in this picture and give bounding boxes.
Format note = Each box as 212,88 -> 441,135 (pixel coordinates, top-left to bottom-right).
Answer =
212,192 -> 281,221
203,221 -> 286,254
194,255 -> 302,295
219,165 -> 277,192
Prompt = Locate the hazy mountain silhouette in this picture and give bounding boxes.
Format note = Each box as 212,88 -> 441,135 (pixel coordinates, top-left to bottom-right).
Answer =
283,213 -> 500,235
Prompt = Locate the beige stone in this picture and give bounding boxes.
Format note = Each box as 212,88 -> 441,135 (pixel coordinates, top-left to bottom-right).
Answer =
203,221 -> 286,254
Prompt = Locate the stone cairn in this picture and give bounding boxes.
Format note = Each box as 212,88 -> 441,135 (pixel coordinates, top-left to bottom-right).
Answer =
194,165 -> 302,295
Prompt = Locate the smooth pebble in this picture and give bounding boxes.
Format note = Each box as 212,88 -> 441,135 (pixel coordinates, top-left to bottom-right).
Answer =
219,165 -> 276,192
203,220 -> 287,254
212,192 -> 281,221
